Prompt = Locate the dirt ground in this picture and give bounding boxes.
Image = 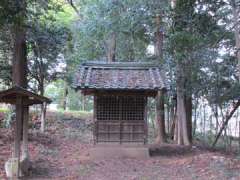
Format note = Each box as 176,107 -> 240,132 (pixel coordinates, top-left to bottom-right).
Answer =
1,114 -> 240,180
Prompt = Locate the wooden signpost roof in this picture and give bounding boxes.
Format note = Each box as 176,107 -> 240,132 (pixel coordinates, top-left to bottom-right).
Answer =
73,61 -> 167,94
0,86 -> 52,106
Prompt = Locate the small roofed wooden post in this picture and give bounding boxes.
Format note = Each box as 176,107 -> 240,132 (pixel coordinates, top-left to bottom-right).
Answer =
0,86 -> 51,178
73,61 -> 167,145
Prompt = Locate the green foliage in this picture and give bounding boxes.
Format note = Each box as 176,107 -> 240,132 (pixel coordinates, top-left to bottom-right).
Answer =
57,109 -> 92,119
28,19 -> 69,91
2,108 -> 14,128
45,80 -> 65,103
67,88 -> 82,111
70,0 -> 166,62
0,108 -> 9,113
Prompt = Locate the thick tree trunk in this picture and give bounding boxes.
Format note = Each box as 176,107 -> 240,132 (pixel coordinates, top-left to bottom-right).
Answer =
11,2 -> 29,176
106,32 -> 116,62
12,28 -> 28,87
154,13 -> 166,144
155,90 -> 166,143
176,63 -> 191,146
177,89 -> 190,145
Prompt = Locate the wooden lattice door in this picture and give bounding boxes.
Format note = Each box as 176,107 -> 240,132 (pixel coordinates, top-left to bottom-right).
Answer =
94,95 -> 147,144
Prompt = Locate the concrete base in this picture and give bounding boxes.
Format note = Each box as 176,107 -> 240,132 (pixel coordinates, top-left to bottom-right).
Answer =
5,157 -> 30,178
90,144 -> 150,159
5,158 -> 20,178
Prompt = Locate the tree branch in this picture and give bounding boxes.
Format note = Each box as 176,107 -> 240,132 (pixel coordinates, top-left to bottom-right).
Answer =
212,99 -> 240,147
66,0 -> 81,18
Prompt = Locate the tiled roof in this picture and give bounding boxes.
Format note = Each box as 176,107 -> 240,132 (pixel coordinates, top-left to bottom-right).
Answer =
73,61 -> 166,91
0,86 -> 52,105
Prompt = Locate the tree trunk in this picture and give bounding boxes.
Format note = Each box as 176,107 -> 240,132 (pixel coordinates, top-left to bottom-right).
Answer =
40,103 -> 47,132
11,1 -> 28,176
185,96 -> 192,143
39,83 -> 46,132
61,81 -> 68,110
82,95 -> 86,111
176,63 -> 191,146
106,32 -> 116,62
155,90 -> 166,143
166,103 -> 170,134
154,13 -> 166,144
154,14 -> 164,59
231,0 -> 240,81
174,115 -> 178,141
193,100 -> 198,137
177,89 -> 190,145
170,97 -> 177,140
171,0 -> 177,9
169,103 -> 175,138
12,26 -> 28,87
212,100 -> 240,147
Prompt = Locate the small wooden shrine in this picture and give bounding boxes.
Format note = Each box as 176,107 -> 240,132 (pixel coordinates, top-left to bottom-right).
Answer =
0,86 -> 51,177
74,61 -> 166,144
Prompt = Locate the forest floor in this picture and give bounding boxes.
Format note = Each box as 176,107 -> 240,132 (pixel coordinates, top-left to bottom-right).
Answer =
0,111 -> 240,180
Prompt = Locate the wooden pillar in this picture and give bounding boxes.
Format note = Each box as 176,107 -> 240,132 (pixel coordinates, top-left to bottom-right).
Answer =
22,106 -> 29,159
13,97 -> 23,177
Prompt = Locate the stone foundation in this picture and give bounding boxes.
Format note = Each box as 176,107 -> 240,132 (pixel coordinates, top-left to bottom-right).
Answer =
89,144 -> 150,159
5,158 -> 19,178
5,157 -> 30,178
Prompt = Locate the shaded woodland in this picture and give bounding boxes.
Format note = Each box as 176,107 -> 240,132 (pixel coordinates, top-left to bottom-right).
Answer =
0,0 -> 240,179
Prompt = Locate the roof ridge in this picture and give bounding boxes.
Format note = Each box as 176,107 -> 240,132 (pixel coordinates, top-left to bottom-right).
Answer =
82,61 -> 160,68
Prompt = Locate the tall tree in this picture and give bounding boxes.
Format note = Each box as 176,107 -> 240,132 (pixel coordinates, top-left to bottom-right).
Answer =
28,21 -> 68,132
155,14 -> 166,143
6,0 -> 29,176
230,0 -> 240,81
